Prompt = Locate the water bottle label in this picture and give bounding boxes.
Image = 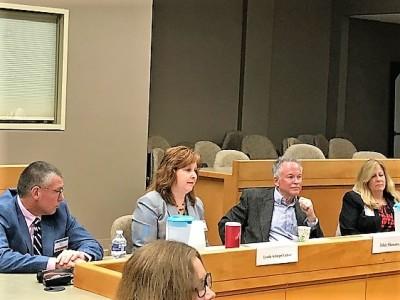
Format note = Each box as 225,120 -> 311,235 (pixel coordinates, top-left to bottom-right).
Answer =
112,243 -> 125,251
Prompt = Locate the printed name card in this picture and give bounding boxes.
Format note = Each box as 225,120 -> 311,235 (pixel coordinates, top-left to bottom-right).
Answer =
372,232 -> 400,254
248,242 -> 298,266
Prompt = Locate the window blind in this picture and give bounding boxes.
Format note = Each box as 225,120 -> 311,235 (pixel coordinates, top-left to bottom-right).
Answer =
0,10 -> 57,121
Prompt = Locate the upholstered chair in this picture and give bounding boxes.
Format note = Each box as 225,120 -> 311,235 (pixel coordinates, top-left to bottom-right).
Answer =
151,148 -> 165,181
221,130 -> 244,150
213,150 -> 249,168
282,137 -> 302,154
241,134 -> 278,159
194,141 -> 221,168
328,138 -> 357,159
352,151 -> 386,159
297,134 -> 315,145
110,215 -> 133,254
148,135 -> 170,151
314,134 -> 329,157
283,144 -> 325,160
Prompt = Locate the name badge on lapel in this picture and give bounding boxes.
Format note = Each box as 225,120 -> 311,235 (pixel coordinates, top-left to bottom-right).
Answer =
54,237 -> 69,254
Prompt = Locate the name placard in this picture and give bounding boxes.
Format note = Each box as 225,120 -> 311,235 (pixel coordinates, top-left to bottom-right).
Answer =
372,232 -> 400,254
247,242 -> 298,266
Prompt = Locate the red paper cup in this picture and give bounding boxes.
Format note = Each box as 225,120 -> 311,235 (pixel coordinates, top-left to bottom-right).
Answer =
224,222 -> 241,248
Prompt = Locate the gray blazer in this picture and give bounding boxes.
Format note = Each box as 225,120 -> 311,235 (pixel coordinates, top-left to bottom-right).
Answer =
132,191 -> 204,249
218,187 -> 324,243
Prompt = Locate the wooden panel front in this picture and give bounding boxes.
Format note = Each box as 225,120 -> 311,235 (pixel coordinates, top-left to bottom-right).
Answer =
74,236 -> 400,299
201,237 -> 400,293
286,280 -> 365,300
217,289 -> 285,300
366,274 -> 400,300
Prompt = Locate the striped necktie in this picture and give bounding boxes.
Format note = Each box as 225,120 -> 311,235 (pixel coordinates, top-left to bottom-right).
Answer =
32,218 -> 42,255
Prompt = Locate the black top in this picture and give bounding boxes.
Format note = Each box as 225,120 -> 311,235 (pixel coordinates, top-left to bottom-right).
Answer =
339,190 -> 396,235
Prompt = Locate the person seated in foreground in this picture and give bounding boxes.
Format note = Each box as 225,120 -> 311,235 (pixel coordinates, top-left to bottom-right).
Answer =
0,161 -> 103,273
132,146 -> 205,249
116,240 -> 215,300
218,157 -> 324,243
339,159 -> 400,235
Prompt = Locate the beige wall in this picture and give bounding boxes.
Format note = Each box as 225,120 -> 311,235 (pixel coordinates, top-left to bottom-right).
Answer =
149,0 -> 332,149
346,19 -> 400,155
329,0 -> 400,156
267,0 -> 331,147
149,0 -> 243,146
0,0 -> 153,247
241,0 -> 274,136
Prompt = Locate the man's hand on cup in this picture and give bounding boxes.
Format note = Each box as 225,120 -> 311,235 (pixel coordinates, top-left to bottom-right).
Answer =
298,197 -> 317,223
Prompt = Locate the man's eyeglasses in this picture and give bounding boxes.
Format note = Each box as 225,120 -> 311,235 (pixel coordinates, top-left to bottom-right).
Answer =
195,272 -> 212,298
39,187 -> 64,198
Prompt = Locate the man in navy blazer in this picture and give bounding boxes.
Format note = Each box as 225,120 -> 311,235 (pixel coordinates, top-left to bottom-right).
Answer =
0,161 -> 103,273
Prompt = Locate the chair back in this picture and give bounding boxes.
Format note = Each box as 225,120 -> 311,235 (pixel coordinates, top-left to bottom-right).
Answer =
241,134 -> 278,159
148,135 -> 170,150
282,137 -> 302,154
194,141 -> 221,168
221,130 -> 244,150
110,215 -> 133,254
151,148 -> 165,181
214,150 -> 249,168
174,141 -> 195,148
328,138 -> 357,159
352,151 -> 386,159
314,134 -> 329,157
283,144 -> 325,159
297,134 -> 315,145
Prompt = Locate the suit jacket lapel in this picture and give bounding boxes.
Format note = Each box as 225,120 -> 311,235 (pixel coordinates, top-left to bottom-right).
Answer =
260,189 -> 275,242
14,199 -> 33,254
295,200 -> 307,226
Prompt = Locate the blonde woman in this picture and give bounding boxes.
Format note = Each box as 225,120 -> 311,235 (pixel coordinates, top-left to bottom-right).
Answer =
339,159 -> 400,235
132,146 -> 204,249
116,240 -> 215,300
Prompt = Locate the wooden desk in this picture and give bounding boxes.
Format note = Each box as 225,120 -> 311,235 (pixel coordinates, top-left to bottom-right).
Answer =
0,165 -> 26,194
0,273 -> 107,299
196,159 -> 400,245
74,235 -> 400,300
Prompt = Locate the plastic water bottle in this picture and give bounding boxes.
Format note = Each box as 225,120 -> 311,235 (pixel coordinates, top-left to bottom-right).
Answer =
111,230 -> 127,258
394,203 -> 400,233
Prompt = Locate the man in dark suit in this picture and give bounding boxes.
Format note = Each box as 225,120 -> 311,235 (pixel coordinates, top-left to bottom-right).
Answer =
0,161 -> 103,273
218,158 -> 324,243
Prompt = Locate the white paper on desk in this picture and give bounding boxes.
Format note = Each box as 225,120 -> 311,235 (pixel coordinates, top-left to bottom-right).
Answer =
247,242 -> 298,266
372,232 -> 400,254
